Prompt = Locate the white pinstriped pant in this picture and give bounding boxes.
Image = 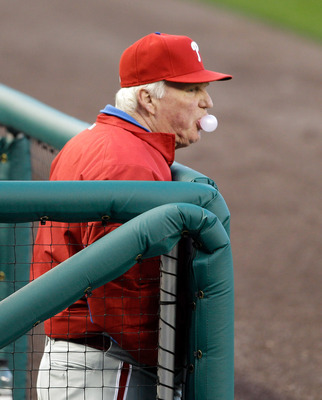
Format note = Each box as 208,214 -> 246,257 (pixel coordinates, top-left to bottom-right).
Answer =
36,338 -> 157,400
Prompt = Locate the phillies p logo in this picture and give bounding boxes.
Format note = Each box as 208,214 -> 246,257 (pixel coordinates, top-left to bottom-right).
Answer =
191,41 -> 201,62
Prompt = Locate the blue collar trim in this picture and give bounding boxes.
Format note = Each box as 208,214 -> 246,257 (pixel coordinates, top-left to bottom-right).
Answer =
100,105 -> 150,132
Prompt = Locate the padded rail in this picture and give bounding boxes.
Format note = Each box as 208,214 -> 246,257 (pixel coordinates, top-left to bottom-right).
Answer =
0,84 -> 88,150
0,202 -> 233,400
0,180 -> 230,234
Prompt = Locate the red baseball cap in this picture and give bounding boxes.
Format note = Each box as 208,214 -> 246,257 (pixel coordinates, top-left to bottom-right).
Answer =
119,32 -> 232,87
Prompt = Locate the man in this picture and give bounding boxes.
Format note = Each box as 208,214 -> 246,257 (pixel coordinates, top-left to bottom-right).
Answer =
31,32 -> 232,399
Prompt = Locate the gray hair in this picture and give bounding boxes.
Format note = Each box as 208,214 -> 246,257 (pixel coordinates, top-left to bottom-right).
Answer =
115,81 -> 166,115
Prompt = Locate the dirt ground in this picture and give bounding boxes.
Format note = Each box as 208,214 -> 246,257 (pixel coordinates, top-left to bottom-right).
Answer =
1,0 -> 321,399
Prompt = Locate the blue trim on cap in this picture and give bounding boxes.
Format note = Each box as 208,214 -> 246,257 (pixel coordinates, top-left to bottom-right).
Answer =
100,105 -> 150,132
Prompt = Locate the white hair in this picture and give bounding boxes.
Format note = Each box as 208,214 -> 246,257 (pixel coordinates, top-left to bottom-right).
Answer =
115,81 -> 166,115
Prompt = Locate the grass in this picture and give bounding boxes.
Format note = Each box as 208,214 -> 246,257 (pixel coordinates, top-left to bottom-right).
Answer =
197,0 -> 322,42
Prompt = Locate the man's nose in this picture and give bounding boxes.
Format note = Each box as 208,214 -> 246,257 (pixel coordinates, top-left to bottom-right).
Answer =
200,90 -> 213,109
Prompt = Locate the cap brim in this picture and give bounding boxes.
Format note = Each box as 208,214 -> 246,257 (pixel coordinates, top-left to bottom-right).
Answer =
165,69 -> 232,83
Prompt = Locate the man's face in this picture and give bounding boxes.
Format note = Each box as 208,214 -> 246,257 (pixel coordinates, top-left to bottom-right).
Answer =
153,82 -> 214,149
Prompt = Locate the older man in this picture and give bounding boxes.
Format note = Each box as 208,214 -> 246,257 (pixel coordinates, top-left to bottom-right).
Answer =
32,32 -> 232,399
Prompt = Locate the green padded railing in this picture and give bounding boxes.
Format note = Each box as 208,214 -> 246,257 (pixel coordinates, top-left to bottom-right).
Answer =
0,185 -> 234,400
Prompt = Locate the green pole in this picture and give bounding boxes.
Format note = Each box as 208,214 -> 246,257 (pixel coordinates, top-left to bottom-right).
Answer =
0,133 -> 31,399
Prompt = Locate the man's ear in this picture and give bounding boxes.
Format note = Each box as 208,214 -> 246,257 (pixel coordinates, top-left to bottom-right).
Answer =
137,88 -> 156,115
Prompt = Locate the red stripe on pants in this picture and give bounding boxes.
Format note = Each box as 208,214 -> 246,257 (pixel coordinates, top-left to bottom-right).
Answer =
117,362 -> 130,400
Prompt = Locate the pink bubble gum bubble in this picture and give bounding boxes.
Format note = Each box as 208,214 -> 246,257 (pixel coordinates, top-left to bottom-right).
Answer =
200,114 -> 218,132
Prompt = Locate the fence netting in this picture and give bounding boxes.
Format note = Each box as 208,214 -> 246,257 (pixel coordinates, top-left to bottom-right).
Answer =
0,128 -> 186,399
29,138 -> 58,181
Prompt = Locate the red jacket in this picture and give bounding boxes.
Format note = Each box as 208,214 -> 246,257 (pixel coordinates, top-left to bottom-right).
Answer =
31,109 -> 175,365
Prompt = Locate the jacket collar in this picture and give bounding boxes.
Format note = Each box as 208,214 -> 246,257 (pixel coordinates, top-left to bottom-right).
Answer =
100,105 -> 150,132
98,105 -> 175,166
